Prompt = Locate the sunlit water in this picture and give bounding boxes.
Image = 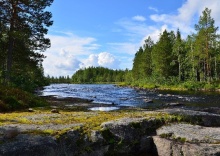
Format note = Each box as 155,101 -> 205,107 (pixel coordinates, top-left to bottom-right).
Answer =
38,84 -> 220,108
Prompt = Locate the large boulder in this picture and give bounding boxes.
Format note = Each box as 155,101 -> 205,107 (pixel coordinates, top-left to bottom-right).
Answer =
100,118 -> 159,155
154,123 -> 220,156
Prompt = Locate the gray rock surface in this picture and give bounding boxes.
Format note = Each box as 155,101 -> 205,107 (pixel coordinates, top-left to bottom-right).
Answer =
0,110 -> 220,156
158,108 -> 220,126
0,123 -> 83,134
153,136 -> 220,156
157,123 -> 220,143
154,123 -> 220,156
0,134 -> 58,156
100,117 -> 159,155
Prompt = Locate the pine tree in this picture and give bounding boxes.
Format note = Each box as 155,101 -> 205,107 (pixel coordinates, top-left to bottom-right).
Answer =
0,0 -> 53,87
194,8 -> 219,82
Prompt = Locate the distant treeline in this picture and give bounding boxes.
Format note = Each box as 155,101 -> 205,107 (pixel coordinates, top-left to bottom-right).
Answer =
46,75 -> 71,84
72,67 -> 129,83
46,67 -> 129,84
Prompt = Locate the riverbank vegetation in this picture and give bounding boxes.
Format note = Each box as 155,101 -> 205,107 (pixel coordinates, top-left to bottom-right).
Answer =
128,8 -> 220,91
0,86 -> 48,112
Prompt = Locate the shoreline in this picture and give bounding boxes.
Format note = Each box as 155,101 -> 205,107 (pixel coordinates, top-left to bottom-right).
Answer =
40,95 -> 136,112
39,95 -> 220,115
116,82 -> 220,92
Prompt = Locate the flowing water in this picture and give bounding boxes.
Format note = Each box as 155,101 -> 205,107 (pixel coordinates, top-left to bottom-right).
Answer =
38,84 -> 220,109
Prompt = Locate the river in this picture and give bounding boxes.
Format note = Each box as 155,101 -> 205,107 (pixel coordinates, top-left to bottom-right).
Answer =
38,84 -> 220,109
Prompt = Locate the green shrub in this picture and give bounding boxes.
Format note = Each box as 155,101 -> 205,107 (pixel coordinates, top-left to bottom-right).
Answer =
0,86 -> 48,112
183,81 -> 205,90
203,83 -> 216,90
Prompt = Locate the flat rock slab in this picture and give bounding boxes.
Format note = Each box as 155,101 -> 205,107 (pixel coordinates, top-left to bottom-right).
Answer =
157,123 -> 220,143
158,108 -> 220,126
0,123 -> 83,139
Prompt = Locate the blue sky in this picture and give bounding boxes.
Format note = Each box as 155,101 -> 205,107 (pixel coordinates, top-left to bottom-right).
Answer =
43,0 -> 220,77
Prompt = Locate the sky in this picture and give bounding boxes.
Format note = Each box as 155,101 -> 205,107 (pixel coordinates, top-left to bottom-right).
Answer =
43,0 -> 220,77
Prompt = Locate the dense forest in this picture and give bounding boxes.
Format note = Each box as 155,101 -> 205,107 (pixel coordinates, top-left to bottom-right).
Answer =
129,8 -> 220,90
72,67 -> 128,83
0,0 -> 53,92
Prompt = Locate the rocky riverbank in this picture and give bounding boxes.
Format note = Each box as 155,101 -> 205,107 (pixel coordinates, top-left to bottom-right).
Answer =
0,96 -> 219,156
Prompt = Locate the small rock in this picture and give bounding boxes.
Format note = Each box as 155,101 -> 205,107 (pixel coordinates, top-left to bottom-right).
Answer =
51,109 -> 59,113
143,99 -> 153,103
4,128 -> 19,139
120,98 -> 129,101
165,94 -> 173,97
165,102 -> 184,107
87,99 -> 94,102
111,102 -> 114,105
28,108 -> 35,112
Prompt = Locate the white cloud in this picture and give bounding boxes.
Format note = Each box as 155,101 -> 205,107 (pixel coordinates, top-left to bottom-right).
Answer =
81,52 -> 120,69
150,0 -> 220,36
116,19 -> 149,38
56,54 -> 82,71
108,42 -> 139,55
43,32 -> 100,77
81,54 -> 99,67
148,6 -> 159,13
98,52 -> 120,68
132,15 -> 146,22
141,25 -> 168,44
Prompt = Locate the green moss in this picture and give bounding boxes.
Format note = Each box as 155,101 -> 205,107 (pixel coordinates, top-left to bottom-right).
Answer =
176,137 -> 186,143
0,107 -> 200,139
130,122 -> 141,129
159,133 -> 173,138
101,128 -> 115,144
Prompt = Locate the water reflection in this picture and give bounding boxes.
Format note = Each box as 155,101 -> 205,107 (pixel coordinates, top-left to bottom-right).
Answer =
89,107 -> 119,111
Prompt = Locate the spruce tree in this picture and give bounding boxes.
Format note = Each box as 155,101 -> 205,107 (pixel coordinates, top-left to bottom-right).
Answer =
152,30 -> 174,78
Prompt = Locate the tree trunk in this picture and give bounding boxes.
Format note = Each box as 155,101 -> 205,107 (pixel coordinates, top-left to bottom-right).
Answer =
5,35 -> 14,84
5,0 -> 17,85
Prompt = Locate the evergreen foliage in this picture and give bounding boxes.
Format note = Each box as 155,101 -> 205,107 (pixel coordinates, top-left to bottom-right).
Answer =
46,75 -> 71,84
130,8 -> 220,90
72,67 -> 128,83
0,0 -> 53,91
